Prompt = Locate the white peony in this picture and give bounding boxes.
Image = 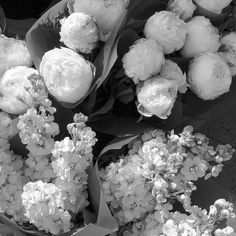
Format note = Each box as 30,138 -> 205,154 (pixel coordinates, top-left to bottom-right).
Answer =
40,47 -> 94,104
194,0 -> 232,14
0,34 -> 32,76
122,38 -> 165,84
136,76 -> 178,119
67,0 -> 127,36
219,32 -> 236,76
187,52 -> 232,100
144,11 -> 187,54
181,16 -> 220,57
60,12 -> 99,53
167,0 -> 196,20
160,59 -> 187,93
0,66 -> 38,114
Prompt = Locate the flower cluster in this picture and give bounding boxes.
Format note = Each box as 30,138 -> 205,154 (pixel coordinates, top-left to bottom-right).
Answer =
100,126 -> 235,231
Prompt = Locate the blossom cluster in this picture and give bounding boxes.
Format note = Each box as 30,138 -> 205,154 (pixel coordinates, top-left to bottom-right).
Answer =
100,126 -> 235,234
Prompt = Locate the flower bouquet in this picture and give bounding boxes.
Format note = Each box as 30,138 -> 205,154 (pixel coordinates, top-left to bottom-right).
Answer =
0,0 -> 236,235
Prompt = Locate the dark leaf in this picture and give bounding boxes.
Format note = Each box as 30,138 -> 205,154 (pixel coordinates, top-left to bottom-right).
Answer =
0,5 -> 6,33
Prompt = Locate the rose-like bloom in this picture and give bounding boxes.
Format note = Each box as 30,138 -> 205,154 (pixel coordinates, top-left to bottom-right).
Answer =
0,66 -> 38,114
60,12 -> 99,53
39,47 -> 94,103
194,0 -> 232,14
187,52 -> 232,100
144,11 -> 187,54
122,38 -> 165,84
136,76 -> 178,119
219,32 -> 236,76
214,226 -> 236,236
160,59 -> 187,93
67,0 -> 127,36
167,0 -> 196,20
181,16 -> 220,57
0,35 -> 32,76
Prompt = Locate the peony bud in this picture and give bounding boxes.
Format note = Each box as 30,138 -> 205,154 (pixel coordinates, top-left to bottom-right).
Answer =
0,66 -> 38,114
219,32 -> 236,76
167,0 -> 196,20
0,35 -> 32,76
194,0 -> 232,14
160,59 -> 187,93
136,76 -> 178,119
144,11 -> 187,54
122,38 -> 165,84
181,16 -> 220,57
187,52 -> 232,100
67,0 -> 127,36
40,47 -> 94,104
60,12 -> 99,54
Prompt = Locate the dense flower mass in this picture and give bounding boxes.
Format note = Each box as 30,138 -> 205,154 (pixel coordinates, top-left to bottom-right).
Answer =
187,52 -> 232,100
100,126 -> 235,230
144,11 -> 187,54
60,12 -> 99,53
122,38 -> 165,84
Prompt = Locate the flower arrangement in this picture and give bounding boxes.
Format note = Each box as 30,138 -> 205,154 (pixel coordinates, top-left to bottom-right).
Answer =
0,0 -> 236,235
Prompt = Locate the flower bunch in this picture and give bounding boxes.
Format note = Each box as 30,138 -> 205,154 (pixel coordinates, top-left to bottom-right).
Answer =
100,126 -> 235,230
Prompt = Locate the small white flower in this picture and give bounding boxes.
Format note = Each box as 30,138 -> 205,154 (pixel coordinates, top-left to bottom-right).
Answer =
181,16 -> 220,57
160,59 -> 187,93
144,11 -> 187,54
194,0 -> 232,14
67,0 -> 127,36
0,66 -> 38,114
40,47 -> 94,103
60,12 -> 99,53
188,52 -> 232,100
122,38 -> 165,84
214,226 -> 236,236
136,76 -> 178,119
167,0 -> 196,20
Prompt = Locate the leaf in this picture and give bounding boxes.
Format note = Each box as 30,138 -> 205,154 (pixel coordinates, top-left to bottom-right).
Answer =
0,5 -> 6,33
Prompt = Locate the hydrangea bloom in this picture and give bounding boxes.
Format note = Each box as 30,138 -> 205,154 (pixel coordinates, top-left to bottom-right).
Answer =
181,16 -> 220,57
187,52 -> 232,100
60,12 -> 99,53
144,11 -> 187,54
122,38 -> 165,84
21,181 -> 71,235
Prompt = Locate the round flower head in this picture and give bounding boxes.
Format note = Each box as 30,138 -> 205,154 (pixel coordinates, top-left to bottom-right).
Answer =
0,35 -> 32,76
144,11 -> 187,54
188,52 -> 232,100
219,32 -> 236,76
181,16 -> 220,57
60,12 -> 99,53
67,0 -> 127,36
122,38 -> 165,84
167,0 -> 196,20
137,76 -> 178,119
0,112 -> 18,139
0,66 -> 38,114
194,0 -> 232,14
160,59 -> 187,93
39,47 -> 94,103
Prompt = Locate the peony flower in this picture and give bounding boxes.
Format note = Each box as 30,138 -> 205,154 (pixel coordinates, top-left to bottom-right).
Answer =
60,12 -> 99,53
0,66 -> 38,114
194,0 -> 232,14
136,76 -> 178,119
39,47 -> 94,103
181,16 -> 220,57
67,0 -> 127,36
0,35 -> 32,76
167,0 -> 196,20
160,59 -> 187,93
144,11 -> 187,54
122,38 -> 165,84
219,32 -> 236,76
187,52 -> 232,100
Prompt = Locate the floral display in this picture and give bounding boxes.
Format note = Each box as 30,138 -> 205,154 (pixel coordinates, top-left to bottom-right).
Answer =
0,0 -> 236,235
